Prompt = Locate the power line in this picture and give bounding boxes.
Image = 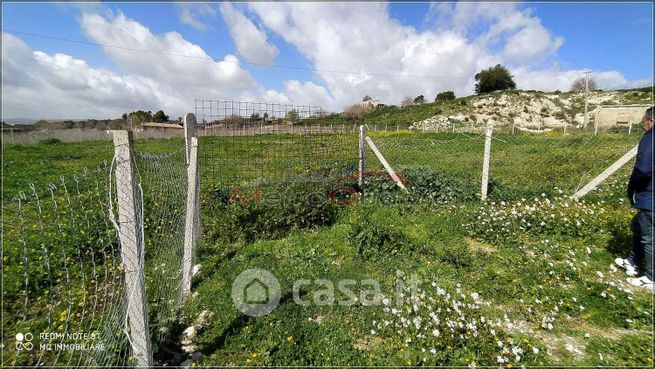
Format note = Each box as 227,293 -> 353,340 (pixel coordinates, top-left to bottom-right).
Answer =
4,29 -> 471,80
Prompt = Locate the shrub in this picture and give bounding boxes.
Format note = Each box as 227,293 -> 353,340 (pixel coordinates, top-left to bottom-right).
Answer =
343,103 -> 373,120
435,91 -> 456,102
474,64 -> 516,94
400,96 -> 414,107
362,169 -> 477,206
39,138 -> 62,144
349,212 -> 415,260
414,95 -> 425,104
206,181 -> 343,243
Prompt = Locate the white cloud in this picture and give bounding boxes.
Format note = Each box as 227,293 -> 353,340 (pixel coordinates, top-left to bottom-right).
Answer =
3,4 -> 649,119
502,25 -> 563,65
248,3 -> 648,110
261,80 -> 334,107
80,10 -> 256,90
219,2 -> 278,64
248,2 -> 496,109
2,32 -> 166,119
177,3 -> 217,31
1,31 -> 262,120
261,89 -> 290,104
513,67 -> 651,92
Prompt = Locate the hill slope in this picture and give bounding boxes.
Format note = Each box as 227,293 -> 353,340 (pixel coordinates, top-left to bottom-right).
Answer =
325,87 -> 653,131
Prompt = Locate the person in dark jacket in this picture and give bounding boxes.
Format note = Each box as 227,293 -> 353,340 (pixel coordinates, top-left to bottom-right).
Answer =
615,106 -> 653,291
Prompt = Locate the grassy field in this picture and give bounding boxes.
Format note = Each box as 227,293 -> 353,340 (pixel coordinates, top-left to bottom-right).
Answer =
2,130 -> 652,367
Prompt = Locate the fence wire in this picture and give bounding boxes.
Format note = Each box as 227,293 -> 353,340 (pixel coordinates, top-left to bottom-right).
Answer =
3,159 -> 132,367
367,125 -> 640,203
487,128 -> 640,201
133,148 -> 188,346
199,125 -> 360,192
3,141 -> 190,367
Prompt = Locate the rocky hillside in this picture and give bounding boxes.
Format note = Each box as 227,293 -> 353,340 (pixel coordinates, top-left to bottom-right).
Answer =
409,88 -> 653,131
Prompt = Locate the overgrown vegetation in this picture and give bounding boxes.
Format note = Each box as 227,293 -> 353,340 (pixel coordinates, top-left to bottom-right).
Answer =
3,130 -> 651,367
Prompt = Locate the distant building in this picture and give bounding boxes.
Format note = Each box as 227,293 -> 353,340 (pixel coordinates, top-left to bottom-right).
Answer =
358,99 -> 386,109
140,122 -> 184,132
594,105 -> 650,129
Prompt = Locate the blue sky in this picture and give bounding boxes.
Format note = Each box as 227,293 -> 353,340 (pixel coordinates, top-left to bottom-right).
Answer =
2,2 -> 653,119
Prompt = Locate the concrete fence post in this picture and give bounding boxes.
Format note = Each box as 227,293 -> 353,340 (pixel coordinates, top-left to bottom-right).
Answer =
481,123 -> 493,201
182,136 -> 199,296
184,113 -> 201,238
358,125 -> 366,191
111,130 -> 153,368
572,144 -> 639,199
184,113 -> 197,165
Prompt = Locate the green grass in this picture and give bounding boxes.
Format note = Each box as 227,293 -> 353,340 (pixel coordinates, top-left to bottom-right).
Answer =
2,130 -> 652,367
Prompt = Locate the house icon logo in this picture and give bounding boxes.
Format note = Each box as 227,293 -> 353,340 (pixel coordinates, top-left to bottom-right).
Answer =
231,268 -> 281,317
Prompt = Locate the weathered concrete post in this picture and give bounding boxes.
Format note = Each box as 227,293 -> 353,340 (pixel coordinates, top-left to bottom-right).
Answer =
184,113 -> 197,165
481,123 -> 493,201
358,125 -> 366,191
182,136 -> 199,295
111,130 -> 153,368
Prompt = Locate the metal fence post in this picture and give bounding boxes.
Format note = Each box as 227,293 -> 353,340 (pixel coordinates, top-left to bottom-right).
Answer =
111,130 -> 153,368
481,123 -> 493,201
182,136 -> 199,296
359,125 -> 366,191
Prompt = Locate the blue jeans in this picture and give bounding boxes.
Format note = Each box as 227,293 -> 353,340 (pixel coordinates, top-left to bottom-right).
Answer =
629,210 -> 653,280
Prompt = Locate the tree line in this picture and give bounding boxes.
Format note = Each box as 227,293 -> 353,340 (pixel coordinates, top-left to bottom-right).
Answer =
2,110 -> 180,131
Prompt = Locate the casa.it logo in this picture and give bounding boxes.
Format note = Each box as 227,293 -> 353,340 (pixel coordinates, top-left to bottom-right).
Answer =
15,332 -> 34,351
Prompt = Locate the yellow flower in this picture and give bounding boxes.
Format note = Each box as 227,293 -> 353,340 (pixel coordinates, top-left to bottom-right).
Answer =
246,358 -> 252,363
252,353 -> 258,358
287,336 -> 293,342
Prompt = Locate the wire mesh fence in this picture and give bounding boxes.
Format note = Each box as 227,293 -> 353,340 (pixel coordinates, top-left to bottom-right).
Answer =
2,135 -> 192,367
2,159 -> 132,367
2,109 -> 646,367
364,125 -> 640,204
133,148 -> 188,346
199,131 -> 359,189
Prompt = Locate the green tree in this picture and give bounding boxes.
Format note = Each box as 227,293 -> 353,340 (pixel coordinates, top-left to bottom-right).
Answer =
414,95 -> 425,104
435,91 -> 456,102
363,95 -> 372,101
474,64 -> 516,94
153,110 -> 169,123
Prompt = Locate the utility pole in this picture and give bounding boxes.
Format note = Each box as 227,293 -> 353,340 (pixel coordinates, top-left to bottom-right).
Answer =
583,71 -> 590,129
